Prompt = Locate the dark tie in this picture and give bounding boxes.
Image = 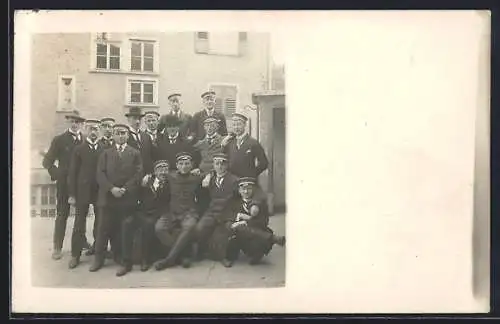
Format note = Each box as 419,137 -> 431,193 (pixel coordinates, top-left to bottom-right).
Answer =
216,177 -> 222,188
243,200 -> 250,212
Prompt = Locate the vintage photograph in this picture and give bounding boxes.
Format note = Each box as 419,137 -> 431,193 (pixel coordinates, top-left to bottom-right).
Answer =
30,31 -> 286,288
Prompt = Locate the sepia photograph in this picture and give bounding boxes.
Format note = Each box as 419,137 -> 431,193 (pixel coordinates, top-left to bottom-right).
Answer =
29,30 -> 286,288
13,10 -> 491,314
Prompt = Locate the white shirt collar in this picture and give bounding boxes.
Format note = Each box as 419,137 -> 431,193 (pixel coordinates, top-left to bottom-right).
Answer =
129,127 -> 140,135
168,132 -> 179,141
147,129 -> 157,135
69,129 -> 81,137
116,143 -> 127,150
86,138 -> 98,146
205,108 -> 215,116
236,133 -> 248,143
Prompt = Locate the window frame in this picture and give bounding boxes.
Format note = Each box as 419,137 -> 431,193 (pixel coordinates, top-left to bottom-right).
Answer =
194,32 -> 246,56
95,42 -> 122,71
125,76 -> 160,107
207,83 -> 240,116
129,39 -> 158,74
57,75 -> 76,111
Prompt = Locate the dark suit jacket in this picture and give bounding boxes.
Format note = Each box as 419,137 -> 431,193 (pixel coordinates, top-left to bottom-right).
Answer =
193,133 -> 224,174
158,111 -> 193,139
96,145 -> 143,208
42,130 -> 83,184
191,109 -> 228,141
67,141 -> 105,206
99,136 -> 114,149
223,134 -> 269,179
139,176 -> 170,217
203,171 -> 239,220
153,136 -> 201,172
223,196 -> 270,229
127,130 -> 154,175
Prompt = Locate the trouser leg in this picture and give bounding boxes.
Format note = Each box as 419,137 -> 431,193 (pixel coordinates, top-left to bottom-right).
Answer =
94,207 -> 115,262
121,214 -> 139,265
71,204 -> 89,257
53,183 -> 70,251
164,215 -> 198,262
235,225 -> 274,260
195,215 -> 216,257
141,216 -> 157,264
155,215 -> 176,248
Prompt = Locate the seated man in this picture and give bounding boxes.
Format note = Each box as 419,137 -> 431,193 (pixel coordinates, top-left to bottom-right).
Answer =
134,160 -> 171,271
154,152 -> 203,270
194,153 -> 238,261
213,177 -> 286,268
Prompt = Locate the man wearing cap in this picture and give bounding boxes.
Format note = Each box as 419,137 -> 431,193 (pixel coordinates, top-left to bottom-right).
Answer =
190,91 -> 228,142
153,115 -> 201,174
98,117 -> 115,148
222,113 -> 269,180
90,123 -> 144,276
194,153 -> 239,261
67,119 -> 105,269
193,116 -> 225,175
42,110 -> 85,260
141,111 -> 160,174
158,93 -> 194,141
154,152 -> 203,270
130,159 -> 171,271
216,177 -> 286,267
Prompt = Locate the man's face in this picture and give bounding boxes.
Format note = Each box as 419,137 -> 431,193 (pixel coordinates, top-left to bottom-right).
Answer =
67,118 -> 83,133
239,185 -> 254,200
166,126 -> 180,137
86,125 -> 100,141
213,159 -> 228,175
232,118 -> 246,136
127,116 -> 142,130
100,122 -> 114,137
154,165 -> 169,181
202,95 -> 216,110
145,115 -> 159,131
113,128 -> 129,145
177,159 -> 193,174
204,121 -> 218,136
169,97 -> 181,112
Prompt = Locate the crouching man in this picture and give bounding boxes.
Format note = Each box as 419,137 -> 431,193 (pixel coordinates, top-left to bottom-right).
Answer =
128,159 -> 171,272
216,177 -> 286,268
154,152 -> 202,270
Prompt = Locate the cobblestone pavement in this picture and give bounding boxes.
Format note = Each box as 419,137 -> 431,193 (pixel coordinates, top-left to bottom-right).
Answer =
30,214 -> 286,289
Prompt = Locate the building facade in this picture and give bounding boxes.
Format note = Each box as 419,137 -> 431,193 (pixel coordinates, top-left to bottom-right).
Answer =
31,32 -> 272,150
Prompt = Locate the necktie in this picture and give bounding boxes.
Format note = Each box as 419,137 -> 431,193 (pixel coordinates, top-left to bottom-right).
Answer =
216,177 -> 223,188
118,145 -> 124,157
243,200 -> 250,212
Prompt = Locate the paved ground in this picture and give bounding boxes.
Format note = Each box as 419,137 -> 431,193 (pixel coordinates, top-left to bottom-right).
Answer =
31,214 -> 286,289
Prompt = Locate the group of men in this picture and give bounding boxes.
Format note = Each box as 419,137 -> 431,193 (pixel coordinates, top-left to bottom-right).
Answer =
42,90 -> 285,277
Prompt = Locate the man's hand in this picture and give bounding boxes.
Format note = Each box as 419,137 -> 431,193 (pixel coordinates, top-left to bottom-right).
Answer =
249,205 -> 259,217
68,196 -> 76,205
220,134 -> 234,147
186,135 -> 194,142
111,187 -> 123,198
236,213 -> 251,221
190,168 -> 201,176
201,173 -> 211,188
141,174 -> 152,187
231,220 -> 247,229
119,188 -> 126,195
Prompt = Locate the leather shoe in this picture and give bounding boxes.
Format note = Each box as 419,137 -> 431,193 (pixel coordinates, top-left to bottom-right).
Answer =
68,257 -> 80,269
89,260 -> 103,272
140,262 -> 151,272
84,246 -> 95,256
181,257 -> 192,268
51,250 -> 63,260
273,235 -> 286,247
154,258 -> 176,271
116,264 -> 132,277
221,259 -> 234,268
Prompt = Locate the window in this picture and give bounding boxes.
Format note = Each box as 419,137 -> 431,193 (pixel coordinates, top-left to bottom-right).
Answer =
49,186 -> 56,205
210,85 -> 238,116
41,186 -> 48,205
57,75 -> 76,111
31,210 -> 37,218
31,189 -> 37,205
48,209 -> 56,218
96,43 -> 121,70
130,41 -> 155,73
126,78 -> 159,106
194,32 -> 244,56
41,209 -> 48,218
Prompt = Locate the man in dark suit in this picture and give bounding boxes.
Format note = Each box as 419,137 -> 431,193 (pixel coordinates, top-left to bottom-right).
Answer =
134,160 -> 171,271
158,93 -> 194,141
190,91 -> 228,142
216,177 -> 285,268
194,153 -> 238,261
153,115 -> 201,174
142,111 -> 160,175
42,110 -> 85,260
67,119 -> 105,269
89,124 -> 143,277
98,117 -> 115,148
125,106 -> 145,151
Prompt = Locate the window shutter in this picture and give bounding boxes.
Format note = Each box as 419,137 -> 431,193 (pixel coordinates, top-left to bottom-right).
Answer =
214,97 -> 223,114
225,98 -> 236,115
